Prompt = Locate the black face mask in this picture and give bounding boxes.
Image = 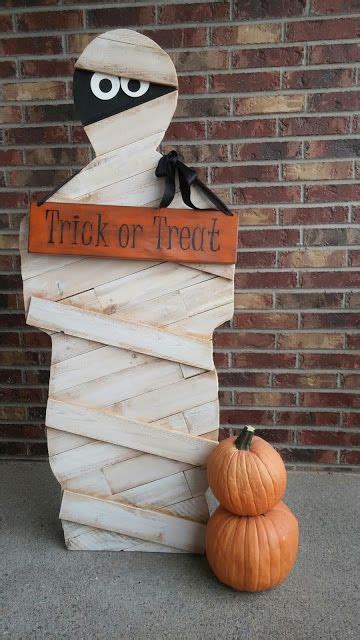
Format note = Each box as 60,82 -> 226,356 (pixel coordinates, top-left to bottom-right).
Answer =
73,69 -> 176,126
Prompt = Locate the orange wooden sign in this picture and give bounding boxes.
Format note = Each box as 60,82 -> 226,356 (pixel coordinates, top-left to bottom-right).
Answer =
28,202 -> 238,264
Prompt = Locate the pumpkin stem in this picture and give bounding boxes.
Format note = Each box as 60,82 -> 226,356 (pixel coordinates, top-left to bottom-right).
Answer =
234,425 -> 255,451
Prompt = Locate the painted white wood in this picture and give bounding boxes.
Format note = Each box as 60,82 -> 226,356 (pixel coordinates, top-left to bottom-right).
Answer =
63,470 -> 112,498
53,359 -> 183,409
28,297 -> 214,370
60,491 -> 205,553
76,33 -> 178,87
112,472 -> 192,510
184,400 -> 219,436
50,345 -> 152,394
169,303 -> 234,337
51,334 -> 102,365
151,412 -> 188,433
46,399 -> 217,466
46,427 -> 92,456
184,467 -> 208,497
163,495 -> 209,524
49,439 -> 140,481
114,370 -> 218,422
103,454 -> 192,494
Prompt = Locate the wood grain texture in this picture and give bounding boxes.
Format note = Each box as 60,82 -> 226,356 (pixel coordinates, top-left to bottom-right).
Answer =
20,28 -> 236,553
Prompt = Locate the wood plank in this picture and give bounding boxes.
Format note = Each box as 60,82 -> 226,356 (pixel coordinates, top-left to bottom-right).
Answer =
84,93 -> 177,157
184,467 -> 208,497
49,439 -> 140,482
46,399 -> 217,466
169,303 -> 233,337
162,495 -> 209,524
51,334 -> 102,365
113,371 -> 218,422
103,454 -> 192,494
76,36 -> 178,87
53,359 -> 183,409
50,345 -> 152,394
111,472 -> 192,510
60,491 -> 205,553
63,470 -> 112,498
28,297 -> 214,370
46,427 -> 92,456
184,400 -> 219,435
94,263 -> 213,311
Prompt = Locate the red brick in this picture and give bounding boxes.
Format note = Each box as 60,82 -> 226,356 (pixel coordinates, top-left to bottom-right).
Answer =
303,312 -> 360,329
280,206 -> 348,225
233,141 -> 301,161
299,430 -> 360,447
0,60 -> 16,78
213,352 -> 228,368
0,425 -> 45,439
232,352 -> 297,368
88,6 -> 155,28
0,192 -> 28,208
353,207 -> 360,223
308,91 -> 360,112
278,333 -> 343,350
305,184 -> 360,203
234,292 -> 273,308
302,353 -> 360,368
0,442 -> 29,457
284,68 -> 354,90
352,115 -> 360,133
3,81 -> 66,101
214,332 -> 275,349
5,126 -> 68,145
280,116 -> 349,136
236,271 -> 297,289
312,0 -> 360,14
0,106 -> 22,124
218,372 -> 269,387
236,391 -> 296,406
178,76 -> 207,94
305,138 -> 360,159
279,448 -> 337,464
232,46 -> 304,68
301,392 -> 359,408
21,58 -> 76,78
213,24 -> 281,46
342,374 -> 360,388
70,126 -> 88,144
18,10 -> 83,31
340,450 -> 360,465
279,249 -> 346,268
255,429 -> 293,444
238,229 -> 299,248
302,271 -> 360,289
220,409 -> 273,426
273,373 -> 337,388
286,18 -> 360,42
237,251 -> 276,268
347,334 -> 360,349
25,104 -> 75,124
172,50 -> 227,72
309,43 -> 360,65
235,0 -> 306,18
208,119 -> 276,139
0,13 -> 13,30
7,169 -> 70,188
277,292 -> 343,309
165,122 -> 206,141
234,185 -> 301,205
343,414 -> 360,427
176,97 -> 230,118
161,143 -> 228,164
0,149 -> 23,165
238,209 -> 277,226
212,164 -> 278,184
233,312 -> 298,330
276,411 -> 340,426
143,28 -> 207,48
0,36 -> 62,56
160,2 -> 229,23
211,71 -> 280,93
304,227 -> 359,246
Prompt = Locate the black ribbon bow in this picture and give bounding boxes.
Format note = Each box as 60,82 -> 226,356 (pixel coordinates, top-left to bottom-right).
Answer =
155,150 -> 233,216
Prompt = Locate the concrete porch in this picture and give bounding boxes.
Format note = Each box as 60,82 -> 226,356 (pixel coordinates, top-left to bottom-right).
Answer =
1,462 -> 358,640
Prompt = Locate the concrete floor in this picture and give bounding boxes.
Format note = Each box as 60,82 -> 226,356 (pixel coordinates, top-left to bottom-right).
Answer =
0,462 -> 359,640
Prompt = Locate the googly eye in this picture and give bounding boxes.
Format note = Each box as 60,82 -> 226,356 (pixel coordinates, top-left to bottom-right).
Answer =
90,73 -> 120,100
120,77 -> 150,98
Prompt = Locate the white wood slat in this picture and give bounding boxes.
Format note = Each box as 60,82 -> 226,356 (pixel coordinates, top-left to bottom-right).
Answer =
23,257 -> 160,309
28,297 -> 214,370
46,427 -> 92,456
53,360 -> 183,409
184,263 -> 235,280
184,468 -> 208,497
76,36 -> 177,87
62,520 -> 138,551
51,334 -> 102,365
83,93 -> 177,157
95,263 -> 212,311
183,400 -> 219,436
103,454 -> 191,494
151,412 -> 188,433
62,289 -> 102,313
169,303 -> 234,337
50,346 -> 152,394
113,370 -> 218,422
112,473 -> 192,510
46,399 -> 217,466
163,495 -> 209,524
49,439 -> 140,481
63,470 -> 112,498
60,491 -> 205,553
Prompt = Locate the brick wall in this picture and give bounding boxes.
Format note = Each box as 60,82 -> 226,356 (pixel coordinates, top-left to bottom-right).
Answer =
0,0 -> 359,468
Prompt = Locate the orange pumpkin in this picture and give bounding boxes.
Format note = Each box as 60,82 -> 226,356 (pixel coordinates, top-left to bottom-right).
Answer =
206,501 -> 299,592
207,426 -> 286,516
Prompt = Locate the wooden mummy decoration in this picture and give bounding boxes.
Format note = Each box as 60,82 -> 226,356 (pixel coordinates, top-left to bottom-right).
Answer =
20,30 -> 237,553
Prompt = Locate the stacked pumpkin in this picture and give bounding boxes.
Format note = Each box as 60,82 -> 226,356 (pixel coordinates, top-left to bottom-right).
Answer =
206,426 -> 298,592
